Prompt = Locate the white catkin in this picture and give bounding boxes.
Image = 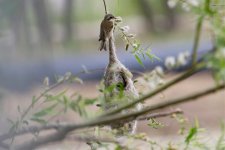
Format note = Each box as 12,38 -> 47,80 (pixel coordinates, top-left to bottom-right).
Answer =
167,0 -> 178,8
120,26 -> 130,32
165,56 -> 176,70
177,53 -> 188,66
155,66 -> 164,77
188,0 -> 199,6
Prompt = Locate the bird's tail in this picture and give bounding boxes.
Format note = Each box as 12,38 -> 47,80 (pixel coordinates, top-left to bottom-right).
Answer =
99,41 -> 107,51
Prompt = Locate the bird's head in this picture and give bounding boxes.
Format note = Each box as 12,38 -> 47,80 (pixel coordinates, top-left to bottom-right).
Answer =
104,14 -> 116,22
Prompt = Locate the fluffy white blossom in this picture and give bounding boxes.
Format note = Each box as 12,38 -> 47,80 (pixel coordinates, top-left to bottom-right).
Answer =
155,66 -> 164,77
132,43 -> 138,49
177,53 -> 188,66
165,56 -> 176,70
115,16 -> 122,23
120,26 -> 130,32
167,0 -> 178,8
188,0 -> 199,6
177,51 -> 190,66
43,77 -> 49,87
182,51 -> 191,58
182,3 -> 191,11
127,34 -> 136,38
64,72 -> 72,80
182,0 -> 199,11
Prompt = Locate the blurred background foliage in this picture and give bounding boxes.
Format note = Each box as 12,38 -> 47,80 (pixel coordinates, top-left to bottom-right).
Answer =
0,0 -> 183,55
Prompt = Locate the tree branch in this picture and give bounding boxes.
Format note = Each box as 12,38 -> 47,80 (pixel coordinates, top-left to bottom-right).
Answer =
102,0 -> 108,14
137,109 -> 183,121
0,123 -> 66,142
15,129 -> 69,150
1,83 -> 224,149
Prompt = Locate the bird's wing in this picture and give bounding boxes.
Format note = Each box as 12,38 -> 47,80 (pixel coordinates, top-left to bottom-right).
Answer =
99,22 -> 105,41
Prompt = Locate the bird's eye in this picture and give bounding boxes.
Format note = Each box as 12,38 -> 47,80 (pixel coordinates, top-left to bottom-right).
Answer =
107,16 -> 114,20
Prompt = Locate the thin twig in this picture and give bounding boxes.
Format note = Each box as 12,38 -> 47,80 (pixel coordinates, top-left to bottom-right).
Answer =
191,0 -> 211,65
67,135 -> 118,144
137,109 -> 183,121
191,16 -> 204,65
102,0 -> 108,14
11,67 -> 105,140
15,129 -> 69,150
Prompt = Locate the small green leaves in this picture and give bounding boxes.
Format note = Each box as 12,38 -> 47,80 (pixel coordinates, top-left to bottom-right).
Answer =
135,54 -> 144,67
146,50 -> 160,62
206,49 -> 225,84
30,104 -> 58,124
32,104 -> 57,118
71,76 -> 83,84
117,22 -> 159,67
115,145 -> 123,150
148,118 -> 164,129
185,126 -> 198,145
184,118 -> 206,149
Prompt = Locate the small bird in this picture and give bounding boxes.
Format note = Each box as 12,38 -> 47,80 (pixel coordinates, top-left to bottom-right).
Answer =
99,14 -> 116,51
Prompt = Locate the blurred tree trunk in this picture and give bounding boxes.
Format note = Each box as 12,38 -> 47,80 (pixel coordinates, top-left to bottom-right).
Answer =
9,0 -> 32,49
63,0 -> 74,44
138,0 -> 156,32
32,0 -> 52,48
161,0 -> 177,30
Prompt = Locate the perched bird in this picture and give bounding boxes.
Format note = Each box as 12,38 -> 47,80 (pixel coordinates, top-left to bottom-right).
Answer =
103,36 -> 143,135
99,14 -> 116,51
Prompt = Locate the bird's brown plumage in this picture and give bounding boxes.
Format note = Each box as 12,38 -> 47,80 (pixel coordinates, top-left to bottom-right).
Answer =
99,14 -> 115,51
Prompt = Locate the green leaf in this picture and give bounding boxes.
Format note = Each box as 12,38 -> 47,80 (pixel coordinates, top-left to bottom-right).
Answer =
33,104 -> 57,118
71,77 -> 83,84
63,95 -> 69,112
115,145 -> 122,150
84,98 -> 97,105
146,51 -> 160,62
135,54 -> 144,67
105,84 -> 116,93
185,127 -> 198,144
148,118 -> 164,129
44,90 -> 67,102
